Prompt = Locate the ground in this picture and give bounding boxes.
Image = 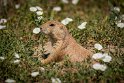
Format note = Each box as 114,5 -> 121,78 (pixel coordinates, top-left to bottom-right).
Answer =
0,0 -> 124,83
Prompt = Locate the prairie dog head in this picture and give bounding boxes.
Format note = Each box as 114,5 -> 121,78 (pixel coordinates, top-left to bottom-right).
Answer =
40,21 -> 68,40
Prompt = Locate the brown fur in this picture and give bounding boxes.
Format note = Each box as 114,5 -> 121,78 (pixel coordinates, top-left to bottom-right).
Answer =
39,20 -> 92,64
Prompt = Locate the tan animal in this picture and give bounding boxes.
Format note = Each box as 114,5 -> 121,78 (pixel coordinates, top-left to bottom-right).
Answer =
39,20 -> 92,64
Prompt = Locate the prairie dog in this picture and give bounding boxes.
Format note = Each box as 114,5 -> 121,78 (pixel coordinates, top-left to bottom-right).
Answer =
40,20 -> 92,64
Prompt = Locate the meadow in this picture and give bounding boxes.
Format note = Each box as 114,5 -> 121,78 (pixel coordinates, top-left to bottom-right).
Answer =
0,0 -> 124,83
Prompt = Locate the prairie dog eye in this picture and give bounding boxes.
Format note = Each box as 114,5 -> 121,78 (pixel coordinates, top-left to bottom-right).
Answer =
49,23 -> 55,26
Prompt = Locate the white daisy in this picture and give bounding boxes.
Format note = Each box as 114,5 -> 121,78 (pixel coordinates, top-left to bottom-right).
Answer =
92,63 -> 102,70
0,19 -> 7,24
94,43 -> 103,50
51,77 -> 61,83
15,4 -> 20,9
78,22 -> 87,29
72,0 -> 79,5
102,53 -> 112,62
0,56 -> 5,60
33,27 -> 41,34
53,6 -> 61,12
116,22 -> 124,28
5,79 -> 15,83
14,59 -> 20,64
61,0 -> 69,4
0,25 -> 6,29
36,6 -> 43,11
36,11 -> 43,15
31,71 -> 39,77
37,16 -> 43,21
100,64 -> 107,71
14,53 -> 20,58
121,14 -> 124,20
115,16 -> 117,20
92,53 -> 104,59
30,7 -> 37,12
93,63 -> 107,71
113,7 -> 120,12
61,17 -> 73,25
40,67 -> 45,72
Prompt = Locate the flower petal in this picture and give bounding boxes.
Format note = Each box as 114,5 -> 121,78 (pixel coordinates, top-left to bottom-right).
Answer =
53,6 -> 61,12
31,72 -> 39,77
5,79 -> 15,83
61,0 -> 69,4
36,11 -> 43,15
116,22 -> 124,28
51,77 -> 61,83
72,0 -> 79,5
36,6 -> 43,11
61,18 -> 73,25
14,53 -> 20,58
0,19 -> 7,24
33,28 -> 41,34
78,22 -> 87,29
15,4 -> 20,9
92,53 -> 104,59
0,25 -> 6,29
94,43 -> 103,50
0,56 -> 5,60
102,53 -> 112,62
93,63 -> 107,71
14,59 -> 20,64
30,7 -> 37,12
113,7 -> 120,12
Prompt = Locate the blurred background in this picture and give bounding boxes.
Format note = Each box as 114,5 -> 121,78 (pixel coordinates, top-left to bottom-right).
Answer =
0,0 -> 124,17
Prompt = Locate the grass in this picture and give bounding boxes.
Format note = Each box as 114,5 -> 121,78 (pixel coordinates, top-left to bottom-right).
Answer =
0,0 -> 124,82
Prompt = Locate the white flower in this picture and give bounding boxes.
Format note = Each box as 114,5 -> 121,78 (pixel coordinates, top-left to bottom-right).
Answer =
14,53 -> 20,58
3,0 -> 7,6
92,53 -> 104,59
14,59 -> 20,64
61,0 -> 69,4
102,53 -> 112,62
61,17 -> 73,25
40,67 -> 45,71
15,4 -> 20,9
0,56 -> 5,60
94,43 -> 103,50
72,0 -> 79,5
37,16 -> 43,20
93,63 -> 107,71
113,7 -> 120,12
36,11 -> 43,15
121,14 -> 124,20
115,16 -> 117,20
78,22 -> 87,29
36,6 -> 43,11
30,7 -> 37,12
100,64 -> 107,71
5,79 -> 15,83
31,72 -> 39,77
33,28 -> 41,34
116,22 -> 124,28
0,19 -> 7,24
53,6 -> 61,12
51,77 -> 61,83
92,63 -> 102,70
0,25 -> 6,29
